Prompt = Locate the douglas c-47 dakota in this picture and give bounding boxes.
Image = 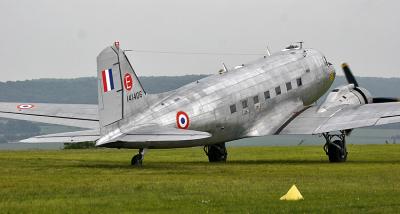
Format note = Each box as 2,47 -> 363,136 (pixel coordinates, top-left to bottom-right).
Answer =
1,42 -> 399,166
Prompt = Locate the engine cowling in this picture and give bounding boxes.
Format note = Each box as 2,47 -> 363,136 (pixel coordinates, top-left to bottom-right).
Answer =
318,84 -> 372,112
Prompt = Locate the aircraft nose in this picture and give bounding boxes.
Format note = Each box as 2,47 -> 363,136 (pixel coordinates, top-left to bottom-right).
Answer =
328,65 -> 336,82
322,55 -> 335,82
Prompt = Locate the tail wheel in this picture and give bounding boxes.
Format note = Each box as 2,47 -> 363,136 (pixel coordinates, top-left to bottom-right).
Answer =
131,148 -> 146,166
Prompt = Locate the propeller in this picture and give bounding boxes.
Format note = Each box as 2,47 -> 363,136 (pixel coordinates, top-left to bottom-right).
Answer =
372,97 -> 400,103
341,63 -> 399,103
341,63 -> 359,87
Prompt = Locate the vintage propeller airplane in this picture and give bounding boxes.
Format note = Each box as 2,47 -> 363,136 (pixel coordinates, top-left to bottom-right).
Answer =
0,42 -> 399,166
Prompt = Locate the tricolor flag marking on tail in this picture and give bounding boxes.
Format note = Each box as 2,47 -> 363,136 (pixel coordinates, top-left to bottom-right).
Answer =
101,68 -> 115,92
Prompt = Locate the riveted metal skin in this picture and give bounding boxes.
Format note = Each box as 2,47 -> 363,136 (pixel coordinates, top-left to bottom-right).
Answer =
102,48 -> 336,149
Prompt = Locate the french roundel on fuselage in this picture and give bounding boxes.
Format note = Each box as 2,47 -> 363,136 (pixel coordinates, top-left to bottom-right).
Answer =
176,111 -> 190,129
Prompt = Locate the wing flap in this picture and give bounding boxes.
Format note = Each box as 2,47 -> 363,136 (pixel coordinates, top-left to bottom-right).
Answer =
0,102 -> 98,128
280,102 -> 400,135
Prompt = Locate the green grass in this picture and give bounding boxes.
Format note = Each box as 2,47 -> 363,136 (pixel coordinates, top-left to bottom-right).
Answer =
0,145 -> 399,213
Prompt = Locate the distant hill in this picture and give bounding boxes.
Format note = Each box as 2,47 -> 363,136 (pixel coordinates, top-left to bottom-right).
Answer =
0,75 -> 208,104
1,75 -> 399,104
0,75 -> 399,142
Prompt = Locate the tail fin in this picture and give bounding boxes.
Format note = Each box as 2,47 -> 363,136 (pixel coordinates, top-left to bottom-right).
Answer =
97,42 -> 147,133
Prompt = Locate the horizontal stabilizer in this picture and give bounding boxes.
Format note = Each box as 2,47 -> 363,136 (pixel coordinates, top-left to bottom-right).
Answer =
96,125 -> 212,147
119,128 -> 211,142
20,130 -> 99,143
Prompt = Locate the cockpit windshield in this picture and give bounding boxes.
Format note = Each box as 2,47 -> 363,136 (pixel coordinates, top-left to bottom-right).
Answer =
322,56 -> 332,66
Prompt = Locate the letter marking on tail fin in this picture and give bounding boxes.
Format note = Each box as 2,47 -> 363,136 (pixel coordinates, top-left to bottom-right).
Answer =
124,73 -> 133,91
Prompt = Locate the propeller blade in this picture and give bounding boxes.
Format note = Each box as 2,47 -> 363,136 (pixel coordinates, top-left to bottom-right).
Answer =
341,63 -> 359,87
372,97 -> 400,103
341,63 -> 399,104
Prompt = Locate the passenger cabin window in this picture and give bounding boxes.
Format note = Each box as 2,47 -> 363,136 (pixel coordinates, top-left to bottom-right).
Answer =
230,104 -> 237,114
286,82 -> 292,91
253,95 -> 259,104
242,99 -> 248,108
297,78 -> 303,87
275,86 -> 281,95
264,91 -> 270,100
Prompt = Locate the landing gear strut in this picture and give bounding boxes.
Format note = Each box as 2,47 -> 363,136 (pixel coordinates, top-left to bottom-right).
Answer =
204,143 -> 227,162
131,148 -> 146,166
323,131 -> 348,162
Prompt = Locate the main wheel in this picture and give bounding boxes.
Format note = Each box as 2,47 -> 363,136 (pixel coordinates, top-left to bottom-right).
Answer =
131,154 -> 143,166
327,140 -> 347,162
204,143 -> 227,162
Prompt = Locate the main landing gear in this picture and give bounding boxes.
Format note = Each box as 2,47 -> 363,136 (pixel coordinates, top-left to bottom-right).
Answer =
204,143 -> 228,162
131,148 -> 146,166
323,131 -> 348,162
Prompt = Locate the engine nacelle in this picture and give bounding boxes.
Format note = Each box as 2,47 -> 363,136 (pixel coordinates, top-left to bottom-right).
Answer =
318,84 -> 372,112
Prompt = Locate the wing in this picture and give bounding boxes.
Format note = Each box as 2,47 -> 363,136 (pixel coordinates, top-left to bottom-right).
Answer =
0,102 -> 98,128
280,102 -> 400,135
20,129 -> 100,143
20,125 -> 210,146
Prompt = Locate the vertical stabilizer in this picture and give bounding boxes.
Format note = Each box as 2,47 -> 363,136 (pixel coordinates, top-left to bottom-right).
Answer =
97,42 -> 147,134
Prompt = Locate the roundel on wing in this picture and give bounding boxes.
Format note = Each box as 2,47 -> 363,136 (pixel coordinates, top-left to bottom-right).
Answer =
176,111 -> 190,129
17,104 -> 34,110
124,73 -> 133,91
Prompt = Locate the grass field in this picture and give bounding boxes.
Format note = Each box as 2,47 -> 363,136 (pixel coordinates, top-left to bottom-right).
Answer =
0,145 -> 399,213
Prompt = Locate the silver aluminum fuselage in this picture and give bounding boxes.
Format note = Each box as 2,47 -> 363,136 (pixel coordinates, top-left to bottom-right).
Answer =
108,48 -> 335,149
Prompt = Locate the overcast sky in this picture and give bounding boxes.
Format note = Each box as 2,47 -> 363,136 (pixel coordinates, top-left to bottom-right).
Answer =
0,0 -> 399,81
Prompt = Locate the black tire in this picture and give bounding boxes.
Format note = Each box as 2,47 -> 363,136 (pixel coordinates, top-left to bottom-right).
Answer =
328,140 -> 347,162
131,154 -> 143,166
206,143 -> 227,162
